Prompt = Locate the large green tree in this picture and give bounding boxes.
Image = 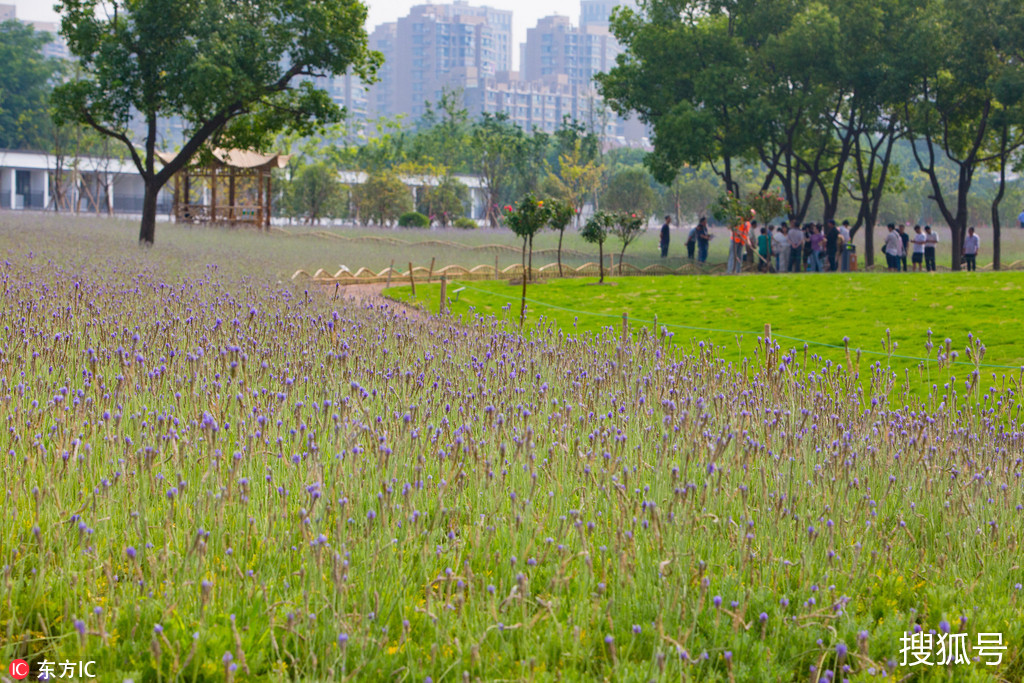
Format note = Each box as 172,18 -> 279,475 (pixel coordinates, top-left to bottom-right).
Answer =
52,0 -> 380,245
901,0 -> 1024,269
0,21 -> 62,150
470,113 -> 525,227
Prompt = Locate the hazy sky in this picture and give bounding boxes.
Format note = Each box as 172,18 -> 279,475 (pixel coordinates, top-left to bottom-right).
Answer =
15,0 -> 589,69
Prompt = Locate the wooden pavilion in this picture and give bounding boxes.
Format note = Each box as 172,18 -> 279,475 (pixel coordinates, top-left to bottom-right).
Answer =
160,149 -> 290,229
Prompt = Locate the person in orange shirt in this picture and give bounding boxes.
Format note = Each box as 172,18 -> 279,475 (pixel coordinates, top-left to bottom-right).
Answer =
727,212 -> 753,274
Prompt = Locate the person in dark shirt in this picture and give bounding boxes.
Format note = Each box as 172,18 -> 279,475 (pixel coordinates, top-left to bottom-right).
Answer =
824,220 -> 839,271
660,215 -> 671,258
695,216 -> 710,263
898,225 -> 910,271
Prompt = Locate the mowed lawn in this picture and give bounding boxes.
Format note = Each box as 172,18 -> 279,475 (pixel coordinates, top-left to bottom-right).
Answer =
386,271 -> 1024,392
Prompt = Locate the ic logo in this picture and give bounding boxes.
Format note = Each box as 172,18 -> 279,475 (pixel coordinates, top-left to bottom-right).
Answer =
9,659 -> 30,680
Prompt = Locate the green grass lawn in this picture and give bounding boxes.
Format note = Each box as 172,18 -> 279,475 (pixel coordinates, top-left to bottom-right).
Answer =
386,271 -> 1024,395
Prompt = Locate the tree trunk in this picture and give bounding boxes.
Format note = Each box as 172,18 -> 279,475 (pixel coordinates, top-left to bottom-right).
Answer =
557,229 -> 565,277
528,234 -> 534,282
991,126 -> 1008,272
619,244 -> 627,275
520,236 -> 528,325
139,179 -> 159,245
598,241 -> 604,283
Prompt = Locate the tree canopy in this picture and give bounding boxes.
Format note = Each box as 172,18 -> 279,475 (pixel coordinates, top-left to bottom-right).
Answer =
0,20 -> 62,150
52,0 -> 381,244
599,0 -> 1024,269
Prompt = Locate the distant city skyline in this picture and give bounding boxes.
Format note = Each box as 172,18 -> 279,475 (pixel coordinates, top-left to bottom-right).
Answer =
13,0 -> 624,71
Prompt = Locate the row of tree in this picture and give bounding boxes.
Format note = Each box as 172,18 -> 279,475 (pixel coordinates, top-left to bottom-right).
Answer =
597,0 -> 1024,269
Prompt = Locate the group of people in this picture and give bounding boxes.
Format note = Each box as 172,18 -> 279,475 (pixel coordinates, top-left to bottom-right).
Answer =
880,223 -> 946,272
660,214 -> 992,273
725,218 -> 857,274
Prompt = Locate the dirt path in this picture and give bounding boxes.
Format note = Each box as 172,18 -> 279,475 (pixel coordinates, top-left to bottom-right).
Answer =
321,282 -> 428,322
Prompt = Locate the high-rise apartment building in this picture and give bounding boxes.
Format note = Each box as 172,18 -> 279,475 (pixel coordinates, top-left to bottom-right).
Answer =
368,22 -> 398,119
520,14 -> 621,91
579,0 -> 638,29
386,2 -> 513,119
364,2 -> 647,145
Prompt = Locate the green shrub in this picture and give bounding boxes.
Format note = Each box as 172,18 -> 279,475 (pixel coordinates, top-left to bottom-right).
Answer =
398,211 -> 430,228
453,216 -> 478,229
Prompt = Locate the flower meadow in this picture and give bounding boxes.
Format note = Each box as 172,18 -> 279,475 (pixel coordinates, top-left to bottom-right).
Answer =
1,222 -> 1023,682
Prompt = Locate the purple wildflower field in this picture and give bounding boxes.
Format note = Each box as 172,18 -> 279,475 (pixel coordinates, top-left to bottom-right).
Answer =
1,218 -> 1022,681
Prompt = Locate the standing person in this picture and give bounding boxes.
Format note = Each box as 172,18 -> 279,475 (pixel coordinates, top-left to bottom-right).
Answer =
802,224 -> 814,270
757,226 -> 772,272
884,223 -> 903,271
685,223 -> 697,260
898,225 -> 910,271
838,220 -> 852,271
660,215 -> 671,258
963,227 -> 980,271
824,220 -> 839,271
1018,209 -> 1024,229
695,216 -> 710,263
773,223 -> 789,273
911,225 -> 926,271
787,221 -> 805,273
808,224 -> 825,272
924,225 -> 938,272
727,216 -> 751,274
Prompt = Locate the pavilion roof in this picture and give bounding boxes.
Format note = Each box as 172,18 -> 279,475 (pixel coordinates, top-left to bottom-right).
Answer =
157,149 -> 290,170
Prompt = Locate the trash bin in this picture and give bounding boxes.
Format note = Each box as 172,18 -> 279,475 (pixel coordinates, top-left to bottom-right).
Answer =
846,244 -> 857,271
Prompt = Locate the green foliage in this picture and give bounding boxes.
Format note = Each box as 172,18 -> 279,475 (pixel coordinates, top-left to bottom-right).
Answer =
503,194 -> 551,243
711,192 -> 748,225
398,211 -> 430,228
547,198 -> 576,233
0,20 -> 62,150
747,190 -> 791,225
452,216 -> 478,229
416,175 -> 469,227
603,167 -> 657,218
609,211 -> 646,268
582,210 -> 615,282
353,170 -> 412,226
283,162 -> 346,224
581,210 -> 613,247
411,87 -> 470,171
470,112 -> 526,227
52,0 -> 381,243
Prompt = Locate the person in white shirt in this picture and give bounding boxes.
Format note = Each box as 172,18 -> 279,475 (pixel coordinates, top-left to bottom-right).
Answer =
838,220 -> 852,271
787,221 -> 804,273
773,224 -> 790,273
884,223 -> 904,272
924,225 -> 938,271
911,225 -> 926,271
963,227 -> 980,271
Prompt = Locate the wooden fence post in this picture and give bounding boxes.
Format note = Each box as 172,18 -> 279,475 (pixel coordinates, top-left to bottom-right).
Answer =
408,262 -> 416,297
428,257 -> 435,284
439,275 -> 447,315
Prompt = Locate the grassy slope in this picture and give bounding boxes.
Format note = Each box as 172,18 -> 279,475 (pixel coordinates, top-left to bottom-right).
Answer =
386,272 -> 1024,395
